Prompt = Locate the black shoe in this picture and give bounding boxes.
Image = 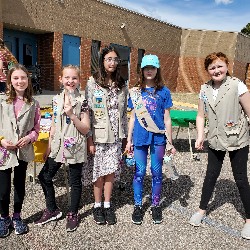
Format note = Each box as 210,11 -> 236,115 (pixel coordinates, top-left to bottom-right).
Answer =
104,207 -> 117,225
132,206 -> 143,225
93,207 -> 105,225
151,206 -> 162,224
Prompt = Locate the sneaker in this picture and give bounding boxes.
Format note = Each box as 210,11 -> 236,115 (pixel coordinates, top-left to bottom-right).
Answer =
66,212 -> 79,232
104,207 -> 117,225
12,217 -> 28,235
151,206 -> 163,224
189,211 -> 205,227
132,206 -> 143,225
93,207 -> 105,225
35,208 -> 62,226
241,222 -> 250,240
0,217 -> 11,238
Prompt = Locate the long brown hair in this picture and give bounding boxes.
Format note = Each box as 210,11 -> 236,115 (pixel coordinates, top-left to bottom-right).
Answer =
135,67 -> 165,93
93,45 -> 125,89
6,64 -> 33,104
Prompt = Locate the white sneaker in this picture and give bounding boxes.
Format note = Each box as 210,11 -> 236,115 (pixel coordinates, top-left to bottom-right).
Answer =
241,222 -> 250,240
189,212 -> 205,227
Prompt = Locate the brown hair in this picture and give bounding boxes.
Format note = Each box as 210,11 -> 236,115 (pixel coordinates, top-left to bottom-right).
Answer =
93,45 -> 125,89
6,64 -> 33,104
204,52 -> 230,76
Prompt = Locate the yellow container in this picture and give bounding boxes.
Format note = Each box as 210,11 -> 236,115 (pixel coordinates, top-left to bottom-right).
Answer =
33,132 -> 49,163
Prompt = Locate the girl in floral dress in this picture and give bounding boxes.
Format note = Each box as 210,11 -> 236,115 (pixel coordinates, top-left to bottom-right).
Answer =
82,45 -> 128,225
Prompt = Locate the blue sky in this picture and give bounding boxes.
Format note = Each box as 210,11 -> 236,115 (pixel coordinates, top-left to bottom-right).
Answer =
103,0 -> 250,32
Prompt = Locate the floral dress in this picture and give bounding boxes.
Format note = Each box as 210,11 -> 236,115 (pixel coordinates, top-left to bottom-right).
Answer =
82,86 -> 123,186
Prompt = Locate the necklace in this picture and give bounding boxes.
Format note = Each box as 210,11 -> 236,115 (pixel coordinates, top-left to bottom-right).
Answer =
16,96 -> 24,100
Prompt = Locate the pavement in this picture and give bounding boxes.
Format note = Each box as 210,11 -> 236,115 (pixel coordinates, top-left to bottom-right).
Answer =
2,91 -> 250,250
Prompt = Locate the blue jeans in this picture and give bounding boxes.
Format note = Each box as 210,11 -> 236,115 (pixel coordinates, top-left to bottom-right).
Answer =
38,157 -> 82,214
133,144 -> 165,206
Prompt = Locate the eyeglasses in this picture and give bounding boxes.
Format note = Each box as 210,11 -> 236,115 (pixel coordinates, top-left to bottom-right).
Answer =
104,57 -> 121,64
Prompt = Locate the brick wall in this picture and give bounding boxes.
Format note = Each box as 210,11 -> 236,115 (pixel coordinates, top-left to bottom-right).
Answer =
2,0 -> 250,92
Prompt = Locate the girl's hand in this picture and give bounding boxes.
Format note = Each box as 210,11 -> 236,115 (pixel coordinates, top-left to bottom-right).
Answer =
195,137 -> 204,150
125,141 -> 133,153
15,136 -> 31,148
87,139 -> 95,155
170,146 -> 177,155
0,139 -> 17,150
64,91 -> 74,118
43,146 -> 51,161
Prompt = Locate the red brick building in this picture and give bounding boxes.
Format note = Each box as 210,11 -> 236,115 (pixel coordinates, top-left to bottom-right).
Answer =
1,0 -> 250,92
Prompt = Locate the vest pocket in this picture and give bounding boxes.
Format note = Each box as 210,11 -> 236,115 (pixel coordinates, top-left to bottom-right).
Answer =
93,124 -> 106,140
63,136 -> 84,158
224,118 -> 244,147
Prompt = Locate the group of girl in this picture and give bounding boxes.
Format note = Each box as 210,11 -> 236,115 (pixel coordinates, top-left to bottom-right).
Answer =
0,46 -> 250,240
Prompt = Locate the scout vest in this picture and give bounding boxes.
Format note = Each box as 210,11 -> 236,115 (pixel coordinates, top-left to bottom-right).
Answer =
87,77 -> 128,143
49,90 -> 87,164
201,76 -> 249,151
0,96 -> 37,169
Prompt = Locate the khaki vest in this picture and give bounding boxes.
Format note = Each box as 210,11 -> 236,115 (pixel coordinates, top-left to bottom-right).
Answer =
0,96 -> 37,169
86,77 -> 128,143
49,90 -> 87,164
201,76 -> 249,151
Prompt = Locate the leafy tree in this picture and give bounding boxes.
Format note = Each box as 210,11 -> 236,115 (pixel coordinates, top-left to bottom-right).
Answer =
241,23 -> 250,36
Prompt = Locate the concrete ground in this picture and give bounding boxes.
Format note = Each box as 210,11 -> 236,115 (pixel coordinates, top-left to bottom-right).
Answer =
2,91 -> 250,249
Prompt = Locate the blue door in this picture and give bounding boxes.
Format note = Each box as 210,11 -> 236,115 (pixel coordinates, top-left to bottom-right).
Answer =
62,35 -> 80,66
3,29 -> 37,65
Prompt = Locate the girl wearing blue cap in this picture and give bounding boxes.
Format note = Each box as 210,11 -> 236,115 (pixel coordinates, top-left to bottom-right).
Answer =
126,54 -> 176,224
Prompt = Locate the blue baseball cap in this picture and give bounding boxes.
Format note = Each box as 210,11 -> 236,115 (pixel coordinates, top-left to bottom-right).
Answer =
141,54 -> 160,68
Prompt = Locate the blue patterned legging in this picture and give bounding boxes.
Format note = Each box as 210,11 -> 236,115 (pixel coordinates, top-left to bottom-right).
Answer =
133,144 -> 165,206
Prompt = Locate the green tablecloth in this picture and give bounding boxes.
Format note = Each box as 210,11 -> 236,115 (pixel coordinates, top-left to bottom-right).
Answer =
170,110 -> 197,127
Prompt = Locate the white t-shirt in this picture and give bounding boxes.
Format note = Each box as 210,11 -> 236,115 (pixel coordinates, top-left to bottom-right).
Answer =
199,81 -> 248,101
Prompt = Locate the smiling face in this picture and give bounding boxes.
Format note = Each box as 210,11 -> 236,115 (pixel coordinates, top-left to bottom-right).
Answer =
59,67 -> 80,92
11,69 -> 29,95
143,66 -> 157,80
207,59 -> 228,84
103,51 -> 119,75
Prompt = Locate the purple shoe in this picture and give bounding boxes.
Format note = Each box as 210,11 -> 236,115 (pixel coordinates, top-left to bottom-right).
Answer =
35,208 -> 62,226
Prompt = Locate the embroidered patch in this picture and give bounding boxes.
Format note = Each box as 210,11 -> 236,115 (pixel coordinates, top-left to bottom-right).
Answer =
225,120 -> 237,127
94,110 -> 105,118
139,111 -> 146,116
94,90 -> 104,97
66,116 -> 71,124
136,103 -> 143,110
94,104 -> 105,108
95,97 -> 103,104
141,117 -> 148,127
0,147 -> 10,166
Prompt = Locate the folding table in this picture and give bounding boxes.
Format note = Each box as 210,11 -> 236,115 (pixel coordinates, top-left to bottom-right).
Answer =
170,110 -> 197,159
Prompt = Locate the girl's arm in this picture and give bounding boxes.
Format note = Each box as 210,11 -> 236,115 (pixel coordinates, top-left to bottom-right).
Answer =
164,108 -> 176,154
125,109 -> 135,153
239,91 -> 250,118
195,99 -> 205,150
27,102 -> 41,143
